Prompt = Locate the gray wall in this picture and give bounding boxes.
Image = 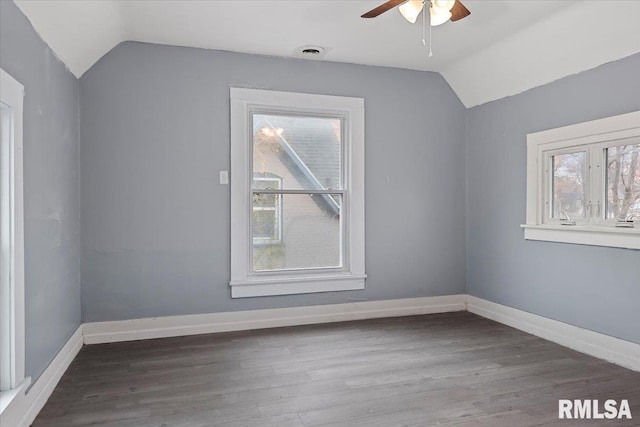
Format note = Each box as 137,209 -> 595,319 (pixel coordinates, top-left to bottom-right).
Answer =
466,53 -> 640,344
0,1 -> 81,381
3,0 -> 638,361
79,41 -> 467,322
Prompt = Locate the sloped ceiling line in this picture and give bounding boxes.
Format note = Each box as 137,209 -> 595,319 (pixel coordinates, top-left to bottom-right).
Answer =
13,0 -> 640,107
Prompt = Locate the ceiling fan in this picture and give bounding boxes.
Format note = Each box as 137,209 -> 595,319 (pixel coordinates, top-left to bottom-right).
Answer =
362,0 -> 470,26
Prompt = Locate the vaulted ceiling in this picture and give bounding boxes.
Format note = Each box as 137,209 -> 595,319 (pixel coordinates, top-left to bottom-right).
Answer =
14,0 -> 640,107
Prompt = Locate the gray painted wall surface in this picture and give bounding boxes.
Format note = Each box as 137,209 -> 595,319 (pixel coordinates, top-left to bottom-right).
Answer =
79,41 -> 467,322
466,53 -> 640,344
8,0 -> 633,349
0,1 -> 81,381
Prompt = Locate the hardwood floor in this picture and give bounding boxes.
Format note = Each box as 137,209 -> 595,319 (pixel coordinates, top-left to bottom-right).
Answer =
33,312 -> 640,426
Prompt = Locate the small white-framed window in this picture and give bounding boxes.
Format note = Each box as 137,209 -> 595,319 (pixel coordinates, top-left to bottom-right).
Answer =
230,88 -> 366,298
0,69 -> 27,404
523,110 -> 640,249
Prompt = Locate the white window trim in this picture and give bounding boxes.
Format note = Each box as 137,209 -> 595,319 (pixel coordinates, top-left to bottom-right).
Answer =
523,110 -> 640,250
230,88 -> 366,298
0,69 -> 27,404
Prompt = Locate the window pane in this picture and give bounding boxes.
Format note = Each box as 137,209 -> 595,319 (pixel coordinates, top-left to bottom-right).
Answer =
552,152 -> 587,219
253,194 -> 342,272
606,144 -> 640,220
253,193 -> 277,208
253,208 -> 278,241
253,177 -> 281,191
253,114 -> 342,190
253,175 -> 281,209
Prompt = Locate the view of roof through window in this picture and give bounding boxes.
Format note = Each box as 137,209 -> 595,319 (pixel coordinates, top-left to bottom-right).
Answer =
251,113 -> 344,272
253,114 -> 342,191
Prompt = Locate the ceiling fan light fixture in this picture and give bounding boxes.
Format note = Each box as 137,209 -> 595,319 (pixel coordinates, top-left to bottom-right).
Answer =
429,4 -> 452,26
399,0 -> 424,24
431,0 -> 455,12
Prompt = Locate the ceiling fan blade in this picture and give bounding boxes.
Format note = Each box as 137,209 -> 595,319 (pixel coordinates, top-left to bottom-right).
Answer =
450,0 -> 470,22
361,0 -> 407,18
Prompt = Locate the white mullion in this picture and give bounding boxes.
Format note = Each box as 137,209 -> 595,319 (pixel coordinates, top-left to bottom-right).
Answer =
252,189 -> 345,195
582,147 -> 591,223
589,144 -> 603,224
340,115 -> 348,271
542,151 -> 552,224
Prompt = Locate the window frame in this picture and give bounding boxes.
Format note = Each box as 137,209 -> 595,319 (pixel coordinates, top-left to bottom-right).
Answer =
230,88 -> 366,298
523,110 -> 640,250
0,68 -> 27,403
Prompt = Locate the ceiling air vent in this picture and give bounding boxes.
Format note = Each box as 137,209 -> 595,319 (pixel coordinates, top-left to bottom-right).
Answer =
296,45 -> 326,59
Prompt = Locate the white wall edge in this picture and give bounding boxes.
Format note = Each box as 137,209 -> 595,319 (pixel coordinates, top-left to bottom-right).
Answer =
466,296 -> 640,372
0,326 -> 83,427
82,295 -> 467,344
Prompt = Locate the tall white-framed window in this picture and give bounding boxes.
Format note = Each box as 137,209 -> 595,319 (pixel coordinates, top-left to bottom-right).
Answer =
0,69 -> 27,403
230,88 -> 366,298
523,110 -> 640,249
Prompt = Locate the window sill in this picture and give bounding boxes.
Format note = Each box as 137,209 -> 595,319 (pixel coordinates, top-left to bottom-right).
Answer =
0,377 -> 31,415
229,273 -> 366,298
521,224 -> 640,250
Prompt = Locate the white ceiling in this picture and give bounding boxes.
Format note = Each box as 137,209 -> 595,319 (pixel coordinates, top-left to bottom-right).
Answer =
14,0 -> 640,107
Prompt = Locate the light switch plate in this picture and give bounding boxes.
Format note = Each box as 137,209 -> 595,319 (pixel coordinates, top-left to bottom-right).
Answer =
219,170 -> 229,184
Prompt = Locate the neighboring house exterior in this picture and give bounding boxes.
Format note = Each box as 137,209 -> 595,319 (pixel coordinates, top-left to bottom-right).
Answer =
252,114 -> 342,271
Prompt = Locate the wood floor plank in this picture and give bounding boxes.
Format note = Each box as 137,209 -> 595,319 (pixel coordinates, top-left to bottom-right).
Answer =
32,312 -> 640,426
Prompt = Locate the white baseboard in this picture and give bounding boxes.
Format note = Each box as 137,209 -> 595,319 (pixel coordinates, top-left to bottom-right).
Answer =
82,295 -> 467,344
4,294 -> 639,426
83,295 -> 640,372
466,296 -> 640,372
0,326 -> 83,427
